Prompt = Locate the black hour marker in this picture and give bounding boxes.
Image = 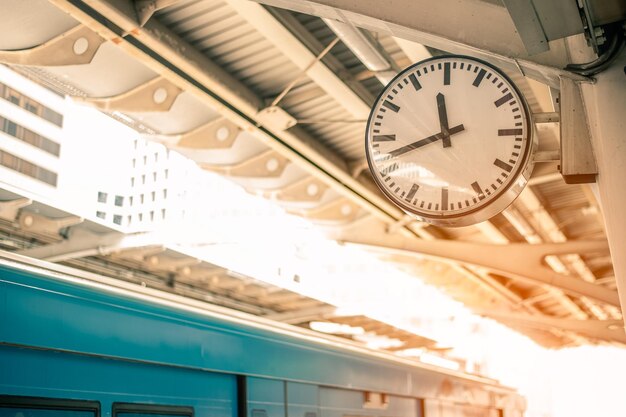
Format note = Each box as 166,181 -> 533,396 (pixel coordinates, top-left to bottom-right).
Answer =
373,134 -> 396,142
498,128 -> 523,136
471,181 -> 485,200
406,183 -> 419,201
408,73 -> 422,91
381,162 -> 399,176
473,69 -> 486,87
441,187 -> 448,210
494,92 -> 514,107
443,62 -> 451,85
494,158 -> 513,172
383,100 -> 400,113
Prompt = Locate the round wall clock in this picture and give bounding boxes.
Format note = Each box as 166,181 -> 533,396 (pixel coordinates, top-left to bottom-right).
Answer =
365,55 -> 536,227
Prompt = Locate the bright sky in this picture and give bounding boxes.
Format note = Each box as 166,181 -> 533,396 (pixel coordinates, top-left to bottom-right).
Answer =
25,85 -> 626,417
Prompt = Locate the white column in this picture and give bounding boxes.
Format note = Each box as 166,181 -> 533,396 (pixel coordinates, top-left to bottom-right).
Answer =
581,50 -> 626,318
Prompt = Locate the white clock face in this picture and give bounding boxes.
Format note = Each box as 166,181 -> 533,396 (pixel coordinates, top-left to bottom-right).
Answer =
365,55 -> 534,226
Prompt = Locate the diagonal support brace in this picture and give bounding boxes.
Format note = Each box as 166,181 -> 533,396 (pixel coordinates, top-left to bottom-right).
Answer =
342,236 -> 619,307
0,25 -> 104,66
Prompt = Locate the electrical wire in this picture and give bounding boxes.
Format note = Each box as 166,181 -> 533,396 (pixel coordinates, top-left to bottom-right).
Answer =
565,26 -> 625,77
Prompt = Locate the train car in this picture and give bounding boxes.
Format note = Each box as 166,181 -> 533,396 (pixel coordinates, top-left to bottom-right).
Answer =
0,252 -> 525,417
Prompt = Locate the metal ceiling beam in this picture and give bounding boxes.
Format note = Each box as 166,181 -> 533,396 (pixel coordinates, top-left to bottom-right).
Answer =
17,212 -> 83,241
0,198 -> 31,222
226,0 -> 371,119
341,235 -> 619,307
250,0 -> 590,88
48,0 -> 422,239
79,76 -> 182,112
0,24 -> 104,66
484,207 -> 590,320
16,228 -> 160,262
478,310 -> 626,344
511,190 -> 614,320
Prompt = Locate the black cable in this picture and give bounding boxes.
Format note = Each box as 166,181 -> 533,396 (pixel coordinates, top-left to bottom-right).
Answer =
565,26 -> 625,77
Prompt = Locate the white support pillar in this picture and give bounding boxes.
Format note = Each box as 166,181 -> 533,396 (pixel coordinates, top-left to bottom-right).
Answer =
581,51 -> 626,321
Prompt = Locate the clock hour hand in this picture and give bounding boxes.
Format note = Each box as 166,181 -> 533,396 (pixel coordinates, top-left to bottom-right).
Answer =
437,93 -> 451,148
387,124 -> 465,158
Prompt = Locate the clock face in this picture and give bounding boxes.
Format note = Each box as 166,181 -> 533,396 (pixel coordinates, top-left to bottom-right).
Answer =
365,55 -> 535,226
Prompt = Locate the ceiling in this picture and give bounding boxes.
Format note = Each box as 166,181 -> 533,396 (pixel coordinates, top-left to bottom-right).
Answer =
0,0 -> 624,349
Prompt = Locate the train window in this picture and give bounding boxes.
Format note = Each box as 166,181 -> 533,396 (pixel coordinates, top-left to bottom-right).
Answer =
0,395 -> 100,417
112,403 -> 193,417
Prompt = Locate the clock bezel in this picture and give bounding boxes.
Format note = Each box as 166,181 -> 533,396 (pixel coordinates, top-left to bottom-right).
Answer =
364,54 -> 536,227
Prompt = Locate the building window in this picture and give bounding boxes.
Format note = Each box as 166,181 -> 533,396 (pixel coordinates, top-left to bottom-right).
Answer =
0,115 -> 60,156
143,155 -> 147,165
114,195 -> 124,207
113,214 -> 122,225
163,189 -> 167,199
165,169 -> 169,179
0,149 -> 58,186
142,174 -> 146,184
151,191 -> 156,202
127,215 -> 132,226
2,117 -> 17,136
97,192 -> 107,203
129,196 -> 134,206
96,211 -> 106,219
132,158 -> 136,168
150,211 -> 154,221
0,81 -> 64,126
131,177 -> 135,187
152,172 -> 157,181
138,213 -> 143,221
140,194 -> 145,204
161,208 -> 166,219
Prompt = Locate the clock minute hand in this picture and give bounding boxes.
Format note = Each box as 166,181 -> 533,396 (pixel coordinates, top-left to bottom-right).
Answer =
387,124 -> 465,158
388,132 -> 441,158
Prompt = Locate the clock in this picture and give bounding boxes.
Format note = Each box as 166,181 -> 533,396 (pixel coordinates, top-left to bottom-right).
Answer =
365,55 -> 536,227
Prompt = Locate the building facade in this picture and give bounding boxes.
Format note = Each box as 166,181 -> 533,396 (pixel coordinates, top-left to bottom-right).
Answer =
0,65 -> 64,198
0,65 -> 190,232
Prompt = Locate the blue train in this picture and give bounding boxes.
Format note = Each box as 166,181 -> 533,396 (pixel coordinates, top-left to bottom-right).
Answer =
0,252 -> 524,417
